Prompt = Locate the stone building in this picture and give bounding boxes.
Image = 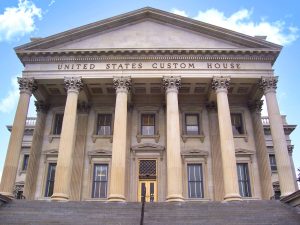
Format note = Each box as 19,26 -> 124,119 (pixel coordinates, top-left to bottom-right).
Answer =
0,7 -> 298,202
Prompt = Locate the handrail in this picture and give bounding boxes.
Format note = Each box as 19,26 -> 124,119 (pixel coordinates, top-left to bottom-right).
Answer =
140,186 -> 146,225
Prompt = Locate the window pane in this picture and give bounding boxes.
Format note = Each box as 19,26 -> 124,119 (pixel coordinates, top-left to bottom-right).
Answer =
231,113 -> 244,135
186,115 -> 198,125
92,164 -> 108,198
269,155 -> 277,171
185,114 -> 199,135
237,163 -> 251,197
141,114 -> 155,135
45,163 -> 56,197
187,164 -> 203,198
142,126 -> 155,135
53,114 -> 63,135
97,114 -> 112,135
22,155 -> 29,170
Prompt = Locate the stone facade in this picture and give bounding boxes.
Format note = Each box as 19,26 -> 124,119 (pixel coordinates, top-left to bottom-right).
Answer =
0,7 -> 298,202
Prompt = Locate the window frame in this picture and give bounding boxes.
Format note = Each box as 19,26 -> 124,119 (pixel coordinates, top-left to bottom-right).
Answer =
52,113 -> 64,135
96,113 -> 113,136
92,108 -> 114,143
181,111 -> 204,143
44,162 -> 57,198
236,162 -> 252,197
185,113 -> 200,135
91,164 -> 109,199
136,107 -> 160,143
269,154 -> 277,172
187,163 -> 204,199
22,154 -> 29,171
141,113 -> 156,136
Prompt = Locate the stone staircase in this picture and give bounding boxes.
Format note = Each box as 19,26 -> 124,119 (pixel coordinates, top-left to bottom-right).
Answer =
0,200 -> 299,225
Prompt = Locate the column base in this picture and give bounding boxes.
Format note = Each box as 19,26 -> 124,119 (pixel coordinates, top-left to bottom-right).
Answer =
223,193 -> 242,202
0,191 -> 14,199
51,192 -> 69,201
166,194 -> 184,202
108,194 -> 126,202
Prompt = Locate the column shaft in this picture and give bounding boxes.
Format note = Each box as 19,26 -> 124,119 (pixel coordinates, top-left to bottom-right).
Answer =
108,77 -> 131,202
207,103 -> 225,201
212,77 -> 241,201
51,77 -> 83,201
70,103 -> 90,201
23,101 -> 48,200
0,78 -> 36,198
260,76 -> 296,197
249,100 -> 273,199
163,76 -> 183,202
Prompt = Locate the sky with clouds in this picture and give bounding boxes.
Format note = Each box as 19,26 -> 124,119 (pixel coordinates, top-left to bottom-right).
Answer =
0,0 -> 299,182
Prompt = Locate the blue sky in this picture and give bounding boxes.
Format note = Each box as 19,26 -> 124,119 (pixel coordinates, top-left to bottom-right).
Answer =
0,0 -> 299,182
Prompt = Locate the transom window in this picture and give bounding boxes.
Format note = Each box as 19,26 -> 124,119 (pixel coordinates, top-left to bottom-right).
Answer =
185,114 -> 199,135
45,163 -> 56,197
269,154 -> 277,171
53,113 -> 63,135
92,164 -> 108,198
97,114 -> 112,135
237,163 -> 251,197
141,114 -> 155,135
231,113 -> 244,135
22,154 -> 29,171
187,164 -> 204,198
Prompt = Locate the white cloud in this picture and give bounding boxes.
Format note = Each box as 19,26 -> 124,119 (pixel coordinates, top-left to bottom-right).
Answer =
0,76 -> 20,113
171,8 -> 298,45
171,8 -> 188,17
0,0 -> 42,42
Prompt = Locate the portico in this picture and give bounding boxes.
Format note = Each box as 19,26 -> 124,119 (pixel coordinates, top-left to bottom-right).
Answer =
0,7 -> 298,202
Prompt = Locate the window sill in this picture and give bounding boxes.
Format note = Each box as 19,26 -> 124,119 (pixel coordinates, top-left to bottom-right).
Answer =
48,134 -> 60,143
136,134 -> 160,143
181,134 -> 205,143
233,134 -> 248,142
92,135 -> 113,143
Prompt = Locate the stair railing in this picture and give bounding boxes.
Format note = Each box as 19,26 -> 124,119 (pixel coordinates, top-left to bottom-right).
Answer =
140,186 -> 146,225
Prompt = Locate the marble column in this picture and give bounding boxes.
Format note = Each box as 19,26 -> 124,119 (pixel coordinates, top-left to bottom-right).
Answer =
259,76 -> 296,197
163,76 -> 184,202
108,76 -> 131,202
211,76 -> 241,201
70,102 -> 90,201
51,77 -> 83,201
0,77 -> 37,198
206,102 -> 225,201
23,101 -> 49,200
287,145 -> 299,191
248,100 -> 273,199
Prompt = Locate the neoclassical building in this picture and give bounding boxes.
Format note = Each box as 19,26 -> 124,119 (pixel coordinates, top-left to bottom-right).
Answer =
0,7 -> 298,202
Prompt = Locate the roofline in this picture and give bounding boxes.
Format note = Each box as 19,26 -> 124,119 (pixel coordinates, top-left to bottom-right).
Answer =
15,7 -> 282,52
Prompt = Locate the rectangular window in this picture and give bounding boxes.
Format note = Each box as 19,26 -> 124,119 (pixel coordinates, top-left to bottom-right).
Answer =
53,113 -> 63,135
92,164 -> 108,198
237,163 -> 251,197
231,113 -> 244,135
45,163 -> 56,197
141,114 -> 155,135
187,164 -> 204,198
269,154 -> 277,171
22,154 -> 29,171
97,114 -> 112,135
185,114 -> 199,135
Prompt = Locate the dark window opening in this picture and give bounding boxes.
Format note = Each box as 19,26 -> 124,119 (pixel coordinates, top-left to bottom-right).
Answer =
92,164 -> 108,198
97,114 -> 112,135
237,163 -> 251,197
187,164 -> 204,198
45,163 -> 56,197
141,114 -> 155,136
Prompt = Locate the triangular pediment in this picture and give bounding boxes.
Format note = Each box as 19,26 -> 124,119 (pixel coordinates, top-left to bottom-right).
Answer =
16,7 -> 281,53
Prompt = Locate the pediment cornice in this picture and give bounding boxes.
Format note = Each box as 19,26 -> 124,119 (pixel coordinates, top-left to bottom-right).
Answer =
15,7 -> 281,65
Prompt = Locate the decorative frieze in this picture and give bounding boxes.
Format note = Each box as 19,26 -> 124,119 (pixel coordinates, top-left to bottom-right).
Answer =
64,77 -> 83,93
259,76 -> 278,94
211,76 -> 230,92
34,101 -> 49,113
113,76 -> 131,93
162,76 -> 181,92
248,100 -> 263,114
18,77 -> 37,94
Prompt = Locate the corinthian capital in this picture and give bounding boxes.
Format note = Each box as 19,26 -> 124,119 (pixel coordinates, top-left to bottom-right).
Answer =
35,100 -> 49,113
162,76 -> 181,93
259,76 -> 278,94
248,100 -> 263,114
113,76 -> 131,93
64,77 -> 83,93
18,77 -> 37,95
211,76 -> 230,93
